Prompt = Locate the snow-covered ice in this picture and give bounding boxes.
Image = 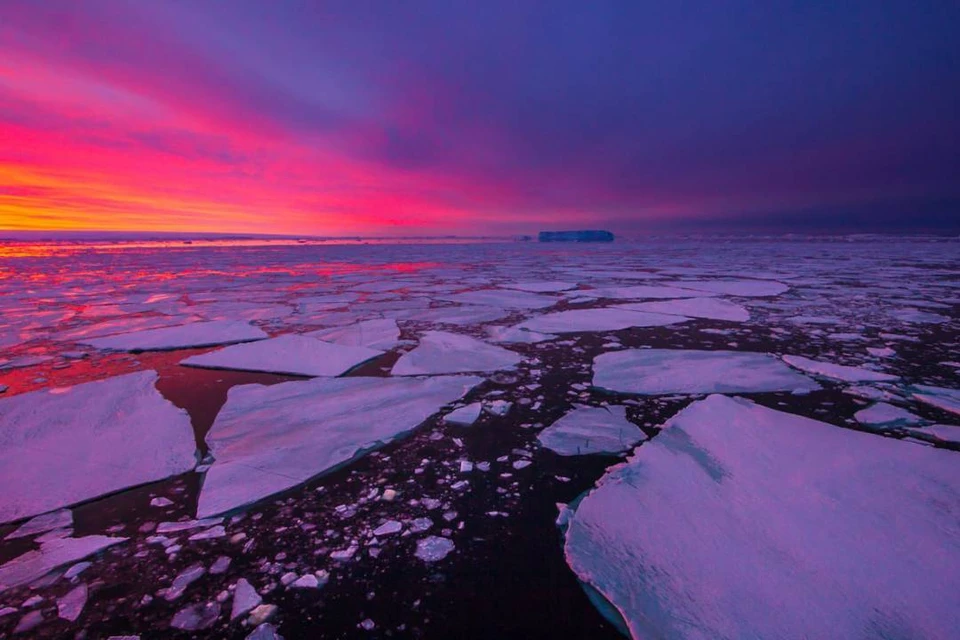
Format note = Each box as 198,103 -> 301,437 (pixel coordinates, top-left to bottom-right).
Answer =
854,402 -> 922,428
911,385 -> 960,416
305,318 -> 401,350
593,349 -> 818,395
564,395 -> 960,640
0,535 -> 127,593
81,320 -> 267,351
443,402 -> 483,426
538,406 -> 646,455
392,331 -> 522,375
616,297 -> 750,322
182,334 -> 383,377
0,371 -> 197,524
197,375 -> 482,517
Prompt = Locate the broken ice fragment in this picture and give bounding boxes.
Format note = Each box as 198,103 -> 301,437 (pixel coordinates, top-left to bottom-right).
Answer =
306,318 -> 401,350
231,579 -> 262,620
516,308 -> 688,334
616,297 -> 750,322
6,509 -> 72,540
911,385 -> 960,417
538,406 -> 646,455
0,535 -> 127,593
593,349 -> 818,395
373,520 -> 402,536
414,536 -> 455,562
854,402 -> 922,428
781,354 -> 897,382
57,583 -> 87,621
443,402 -> 482,426
170,601 -> 221,631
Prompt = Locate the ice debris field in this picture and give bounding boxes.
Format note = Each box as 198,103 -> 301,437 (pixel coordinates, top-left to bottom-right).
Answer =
0,237 -> 958,639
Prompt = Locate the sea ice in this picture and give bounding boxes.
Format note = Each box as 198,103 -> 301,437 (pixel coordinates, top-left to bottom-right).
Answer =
0,535 -> 127,593
81,320 -> 267,351
443,402 -> 483,426
593,349 -> 818,395
911,385 -> 960,416
669,278 -> 789,297
500,281 -> 577,293
538,406 -> 645,456
782,354 -> 898,382
182,334 -> 383,377
583,285 -> 715,300
414,536 -> 455,562
441,289 -> 559,309
5,509 -> 73,540
616,297 -> 750,322
854,402 -> 922,428
197,375 -> 482,517
564,395 -> 960,640
0,371 -> 197,524
487,325 -> 557,344
399,305 -> 509,326
516,308 -> 689,334
392,331 -> 522,375
306,318 -> 401,350
230,578 -> 262,620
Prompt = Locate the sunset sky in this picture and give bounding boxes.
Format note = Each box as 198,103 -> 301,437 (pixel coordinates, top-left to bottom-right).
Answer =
1,1 -> 958,236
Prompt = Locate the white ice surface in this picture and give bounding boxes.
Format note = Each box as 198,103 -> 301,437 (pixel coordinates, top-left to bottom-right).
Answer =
582,285 -> 715,300
392,331 -> 522,375
782,354 -> 898,382
440,289 -> 559,309
443,402 -> 483,426
0,535 -> 127,593
564,395 -> 960,640
669,278 -> 789,297
305,318 -> 401,350
182,334 -> 383,377
912,385 -> 960,416
5,509 -> 72,540
196,375 -> 482,517
0,371 -> 197,524
500,281 -> 577,293
616,297 -> 750,322
486,325 -> 557,344
538,406 -> 645,455
854,402 -> 922,427
593,349 -> 818,395
81,320 -> 267,351
517,309 -> 689,334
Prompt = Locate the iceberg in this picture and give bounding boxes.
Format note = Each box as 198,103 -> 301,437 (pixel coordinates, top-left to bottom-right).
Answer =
593,349 -> 818,395
196,375 -> 482,517
538,406 -> 645,455
392,331 -> 522,375
182,334 -> 383,377
564,395 -> 960,640
81,320 -> 267,352
0,371 -> 197,524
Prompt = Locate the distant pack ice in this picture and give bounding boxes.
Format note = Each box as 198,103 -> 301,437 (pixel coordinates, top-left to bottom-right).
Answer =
564,395 -> 960,639
0,371 -> 196,524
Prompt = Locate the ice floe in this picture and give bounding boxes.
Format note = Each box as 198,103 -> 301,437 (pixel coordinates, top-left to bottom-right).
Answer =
538,406 -> 645,455
305,318 -> 401,350
911,385 -> 960,416
669,278 -> 789,297
593,349 -> 818,395
583,285 -> 716,300
564,395 -> 960,639
196,375 -> 482,517
81,320 -> 267,351
0,371 -> 196,524
500,281 -> 577,293
517,309 -> 689,334
854,402 -> 922,428
616,297 -> 750,322
443,402 -> 483,426
182,334 -> 383,377
440,289 -> 559,309
781,354 -> 898,382
5,509 -> 72,540
392,331 -> 522,375
0,535 -> 127,593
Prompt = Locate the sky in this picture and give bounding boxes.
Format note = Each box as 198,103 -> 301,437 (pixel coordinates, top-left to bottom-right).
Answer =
1,0 -> 958,236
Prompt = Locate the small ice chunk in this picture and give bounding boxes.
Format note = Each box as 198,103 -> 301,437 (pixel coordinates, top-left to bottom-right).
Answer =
210,556 -> 232,574
246,623 -> 283,640
291,574 -> 321,588
538,406 -> 646,455
156,518 -> 223,534
593,349 -> 818,395
486,400 -> 512,416
373,520 -> 402,536
164,563 -> 206,601
443,402 -> 483,426
231,578 -> 262,620
781,355 -> 897,382
392,331 -> 522,375
150,497 -> 174,508
63,562 -> 91,580
170,601 -> 221,631
182,334 -> 383,377
414,536 -> 455,562
57,583 -> 87,621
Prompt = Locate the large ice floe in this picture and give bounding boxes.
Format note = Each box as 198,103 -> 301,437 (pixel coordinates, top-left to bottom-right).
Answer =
305,318 -> 401,350
0,535 -> 127,593
781,354 -> 898,382
538,406 -> 645,455
616,297 -> 750,322
593,349 -> 818,395
392,331 -> 522,375
196,375 -> 482,517
668,278 -> 789,297
440,289 -> 559,309
563,395 -> 960,640
0,371 -> 197,524
516,309 -> 689,334
80,320 -> 267,351
181,334 -> 383,377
